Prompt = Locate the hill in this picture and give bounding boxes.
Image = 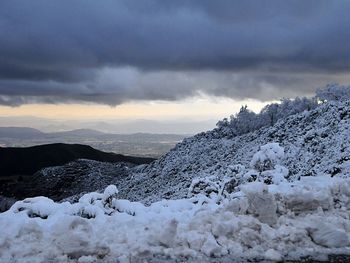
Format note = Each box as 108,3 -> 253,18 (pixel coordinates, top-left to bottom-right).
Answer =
0,143 -> 154,178
0,159 -> 133,202
49,128 -> 107,137
116,99 -> 350,203
0,127 -> 44,139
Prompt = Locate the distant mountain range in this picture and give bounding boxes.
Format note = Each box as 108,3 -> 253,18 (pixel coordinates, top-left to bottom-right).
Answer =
0,116 -> 216,134
0,127 -> 45,139
0,127 -> 187,158
0,127 -> 186,140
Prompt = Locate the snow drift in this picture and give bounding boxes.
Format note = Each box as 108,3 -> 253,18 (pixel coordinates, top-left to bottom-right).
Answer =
2,165 -> 350,262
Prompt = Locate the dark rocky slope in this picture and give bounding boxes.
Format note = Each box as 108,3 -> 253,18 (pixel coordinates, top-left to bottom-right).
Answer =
0,143 -> 154,208
0,143 -> 154,178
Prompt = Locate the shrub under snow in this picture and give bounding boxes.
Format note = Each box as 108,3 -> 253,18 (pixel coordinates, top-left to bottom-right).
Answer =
250,142 -> 284,172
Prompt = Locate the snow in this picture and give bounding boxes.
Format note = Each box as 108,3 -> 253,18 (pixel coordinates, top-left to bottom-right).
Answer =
250,142 -> 284,171
2,173 -> 350,262
264,249 -> 282,261
115,100 -> 350,204
103,184 -> 118,198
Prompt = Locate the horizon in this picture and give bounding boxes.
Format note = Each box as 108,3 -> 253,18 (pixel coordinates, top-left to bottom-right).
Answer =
0,96 -> 271,134
0,116 -> 216,134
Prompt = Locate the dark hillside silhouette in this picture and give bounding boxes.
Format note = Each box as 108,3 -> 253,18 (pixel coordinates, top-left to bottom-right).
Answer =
0,143 -> 154,178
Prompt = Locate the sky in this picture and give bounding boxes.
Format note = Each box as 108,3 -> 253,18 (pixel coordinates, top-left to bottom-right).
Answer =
1,1 -> 350,132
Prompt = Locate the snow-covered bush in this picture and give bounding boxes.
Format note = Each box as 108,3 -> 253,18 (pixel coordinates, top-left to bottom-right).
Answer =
11,197 -> 57,219
188,177 -> 221,198
10,185 -> 121,220
260,164 -> 289,185
187,164 -> 249,200
186,144 -> 287,199
250,143 -> 284,172
239,143 -> 289,185
102,185 -> 118,208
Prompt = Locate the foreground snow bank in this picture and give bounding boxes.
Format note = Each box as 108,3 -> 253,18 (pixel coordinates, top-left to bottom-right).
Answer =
1,175 -> 350,262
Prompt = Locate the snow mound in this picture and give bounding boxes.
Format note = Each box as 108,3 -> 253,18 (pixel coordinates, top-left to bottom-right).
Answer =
2,174 -> 350,262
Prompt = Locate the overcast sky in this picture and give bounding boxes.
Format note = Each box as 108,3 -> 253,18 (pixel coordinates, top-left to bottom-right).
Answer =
0,0 -> 350,123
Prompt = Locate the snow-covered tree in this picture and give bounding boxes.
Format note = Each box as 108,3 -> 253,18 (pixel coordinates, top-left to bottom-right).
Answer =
260,103 -> 279,126
276,97 -> 318,119
229,105 -> 258,135
217,95 -> 318,136
316,84 -> 350,102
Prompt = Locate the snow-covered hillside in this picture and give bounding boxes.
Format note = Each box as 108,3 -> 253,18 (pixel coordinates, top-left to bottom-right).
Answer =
1,91 -> 350,262
118,99 -> 350,204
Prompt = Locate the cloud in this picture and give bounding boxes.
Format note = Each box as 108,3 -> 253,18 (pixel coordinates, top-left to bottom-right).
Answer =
0,0 -> 350,105
2,67 -> 350,106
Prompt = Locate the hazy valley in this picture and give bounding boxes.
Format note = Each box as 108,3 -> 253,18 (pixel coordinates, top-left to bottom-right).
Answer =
0,127 -> 186,158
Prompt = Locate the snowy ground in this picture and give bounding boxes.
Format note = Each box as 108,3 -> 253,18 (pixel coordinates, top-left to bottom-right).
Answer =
1,144 -> 350,262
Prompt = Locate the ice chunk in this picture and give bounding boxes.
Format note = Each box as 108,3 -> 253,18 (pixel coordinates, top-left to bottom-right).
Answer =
265,249 -> 282,261
308,223 -> 350,248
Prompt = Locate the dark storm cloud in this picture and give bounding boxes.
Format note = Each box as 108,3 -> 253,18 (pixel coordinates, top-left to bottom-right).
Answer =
0,0 -> 350,105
